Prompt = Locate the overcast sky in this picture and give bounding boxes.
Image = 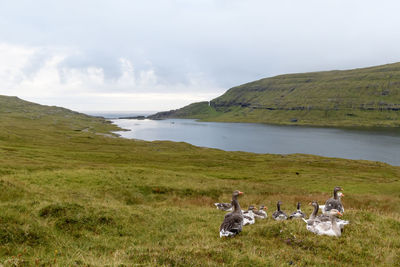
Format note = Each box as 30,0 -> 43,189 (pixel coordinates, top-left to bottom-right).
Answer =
1,0 -> 400,112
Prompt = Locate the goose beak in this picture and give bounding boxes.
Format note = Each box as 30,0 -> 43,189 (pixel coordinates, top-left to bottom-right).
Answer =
341,193 -> 345,196
264,207 -> 267,210
238,191 -> 243,195
338,211 -> 343,217
308,202 -> 312,205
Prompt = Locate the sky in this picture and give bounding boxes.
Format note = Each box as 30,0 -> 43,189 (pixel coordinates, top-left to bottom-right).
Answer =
1,0 -> 400,112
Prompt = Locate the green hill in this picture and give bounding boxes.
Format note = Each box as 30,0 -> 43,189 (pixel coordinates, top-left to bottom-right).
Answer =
1,95 -> 400,265
149,62 -> 400,127
0,95 -> 120,139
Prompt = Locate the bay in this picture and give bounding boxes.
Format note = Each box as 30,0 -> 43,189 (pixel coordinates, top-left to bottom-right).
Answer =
112,118 -> 400,166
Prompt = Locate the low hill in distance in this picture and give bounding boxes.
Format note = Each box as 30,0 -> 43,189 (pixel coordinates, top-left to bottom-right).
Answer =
0,95 -> 120,142
1,95 -> 400,265
149,62 -> 400,127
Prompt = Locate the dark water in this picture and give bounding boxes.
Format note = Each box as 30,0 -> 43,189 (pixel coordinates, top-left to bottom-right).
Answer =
112,119 -> 400,166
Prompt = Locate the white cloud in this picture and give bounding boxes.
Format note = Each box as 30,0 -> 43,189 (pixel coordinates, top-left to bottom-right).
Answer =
0,43 -> 224,111
0,43 -> 37,89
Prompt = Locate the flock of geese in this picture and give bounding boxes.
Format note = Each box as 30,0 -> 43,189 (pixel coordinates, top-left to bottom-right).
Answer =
216,186 -> 349,238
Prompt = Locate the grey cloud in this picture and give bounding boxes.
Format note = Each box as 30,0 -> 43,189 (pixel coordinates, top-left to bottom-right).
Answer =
1,0 -> 400,102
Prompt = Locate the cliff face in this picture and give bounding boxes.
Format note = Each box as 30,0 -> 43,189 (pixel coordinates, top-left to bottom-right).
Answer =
149,62 -> 400,127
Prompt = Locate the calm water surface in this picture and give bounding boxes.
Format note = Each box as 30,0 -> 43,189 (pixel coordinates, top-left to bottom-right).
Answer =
112,119 -> 400,166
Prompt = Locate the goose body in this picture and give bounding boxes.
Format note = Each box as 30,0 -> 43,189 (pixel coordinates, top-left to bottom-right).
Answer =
316,216 -> 349,230
324,186 -> 344,214
272,201 -> 288,220
289,202 -> 306,219
304,201 -> 344,237
214,202 -> 233,211
242,205 -> 256,225
253,205 -> 268,219
219,191 -> 244,237
312,210 -> 342,237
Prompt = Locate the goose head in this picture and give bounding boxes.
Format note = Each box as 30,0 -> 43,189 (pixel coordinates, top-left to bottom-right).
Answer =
309,201 -> 319,208
248,205 -> 256,211
326,209 -> 343,217
259,205 -> 267,211
334,186 -> 343,193
333,186 -> 343,200
232,190 -> 243,198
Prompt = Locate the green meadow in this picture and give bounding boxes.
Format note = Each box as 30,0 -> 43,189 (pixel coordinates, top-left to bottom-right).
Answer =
1,95 -> 400,266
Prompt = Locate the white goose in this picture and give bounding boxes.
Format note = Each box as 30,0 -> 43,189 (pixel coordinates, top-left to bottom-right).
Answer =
253,205 -> 268,219
304,201 -> 348,237
242,205 -> 256,225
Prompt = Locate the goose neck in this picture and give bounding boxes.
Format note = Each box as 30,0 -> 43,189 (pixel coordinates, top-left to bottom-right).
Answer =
330,216 -> 340,234
333,188 -> 339,200
231,196 -> 241,212
310,204 -> 318,219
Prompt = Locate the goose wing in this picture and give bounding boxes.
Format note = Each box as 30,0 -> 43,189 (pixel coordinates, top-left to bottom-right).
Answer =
220,213 -> 243,234
215,203 -> 233,211
253,210 -> 267,219
289,211 -> 306,219
272,210 -> 280,218
272,210 -> 288,220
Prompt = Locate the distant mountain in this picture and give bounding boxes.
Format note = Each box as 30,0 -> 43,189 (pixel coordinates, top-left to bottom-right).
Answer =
149,62 -> 400,127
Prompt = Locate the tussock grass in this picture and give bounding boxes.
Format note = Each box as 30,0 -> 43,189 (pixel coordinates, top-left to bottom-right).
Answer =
0,95 -> 400,265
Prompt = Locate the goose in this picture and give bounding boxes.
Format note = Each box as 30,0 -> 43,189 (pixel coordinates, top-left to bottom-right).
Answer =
304,201 -> 349,233
289,202 -> 306,219
303,201 -> 319,224
320,192 -> 345,212
253,205 -> 268,219
324,186 -> 344,214
214,202 -> 232,211
310,209 -> 343,237
272,201 -> 288,220
219,190 -> 244,237
242,205 -> 256,225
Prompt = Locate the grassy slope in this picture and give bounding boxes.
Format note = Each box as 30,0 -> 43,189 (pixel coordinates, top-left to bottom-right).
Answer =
1,95 -> 400,266
149,63 -> 400,127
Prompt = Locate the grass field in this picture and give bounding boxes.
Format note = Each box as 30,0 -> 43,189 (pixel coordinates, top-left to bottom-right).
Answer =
1,95 -> 400,266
